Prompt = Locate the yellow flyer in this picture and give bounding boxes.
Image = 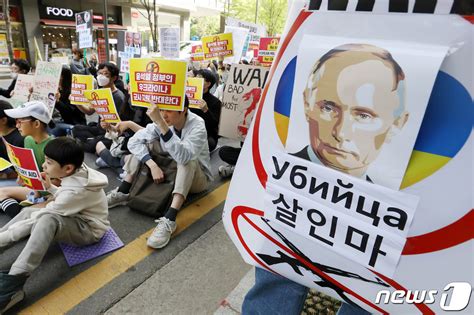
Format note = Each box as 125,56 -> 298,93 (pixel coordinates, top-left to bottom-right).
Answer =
129,58 -> 187,110
202,33 -> 233,60
186,77 -> 204,109
83,88 -> 121,123
70,74 -> 94,106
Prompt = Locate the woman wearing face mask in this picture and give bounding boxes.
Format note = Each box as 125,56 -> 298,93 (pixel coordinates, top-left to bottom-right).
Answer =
0,59 -> 31,98
69,48 -> 90,75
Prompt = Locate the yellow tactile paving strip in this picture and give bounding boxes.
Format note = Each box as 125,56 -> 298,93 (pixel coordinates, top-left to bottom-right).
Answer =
19,181 -> 230,315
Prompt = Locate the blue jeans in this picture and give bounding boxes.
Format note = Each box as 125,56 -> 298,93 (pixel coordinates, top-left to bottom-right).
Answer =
242,268 -> 371,315
49,122 -> 74,137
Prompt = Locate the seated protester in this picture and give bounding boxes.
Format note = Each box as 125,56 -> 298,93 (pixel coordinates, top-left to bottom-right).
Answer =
0,138 -> 109,313
0,101 -> 54,217
0,59 -> 31,99
191,69 -> 222,152
51,67 -> 86,136
73,62 -> 126,153
69,48 -> 89,75
107,97 -> 212,248
0,101 -> 24,179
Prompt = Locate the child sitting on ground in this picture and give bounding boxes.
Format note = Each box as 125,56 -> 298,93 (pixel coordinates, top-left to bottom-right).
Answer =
0,101 -> 54,217
0,137 -> 110,313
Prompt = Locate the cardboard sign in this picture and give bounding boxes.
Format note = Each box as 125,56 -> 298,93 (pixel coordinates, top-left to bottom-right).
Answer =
219,64 -> 269,141
76,10 -> 93,49
258,37 -> 280,66
223,1 -> 471,313
83,88 -> 121,123
191,44 -> 204,61
159,27 -> 180,59
11,74 -> 34,108
129,58 -> 187,110
70,74 -> 94,106
4,140 -> 45,190
30,61 -> 62,115
185,77 -> 204,109
202,33 -> 234,60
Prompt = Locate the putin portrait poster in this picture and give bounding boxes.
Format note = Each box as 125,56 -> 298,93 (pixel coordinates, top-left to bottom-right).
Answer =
222,0 -> 473,313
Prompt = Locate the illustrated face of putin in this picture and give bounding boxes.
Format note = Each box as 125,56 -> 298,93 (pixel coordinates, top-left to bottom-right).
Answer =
303,44 -> 408,177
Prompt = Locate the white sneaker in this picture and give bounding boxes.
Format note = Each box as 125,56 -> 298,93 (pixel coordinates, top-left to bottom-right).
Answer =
95,157 -> 109,168
218,165 -> 235,178
106,188 -> 129,208
147,217 -> 177,249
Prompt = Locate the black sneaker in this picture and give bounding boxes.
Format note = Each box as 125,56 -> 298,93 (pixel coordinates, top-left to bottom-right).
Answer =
0,271 -> 27,314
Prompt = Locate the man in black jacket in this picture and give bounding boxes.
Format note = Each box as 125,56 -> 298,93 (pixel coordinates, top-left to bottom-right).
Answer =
190,69 -> 222,152
0,59 -> 30,99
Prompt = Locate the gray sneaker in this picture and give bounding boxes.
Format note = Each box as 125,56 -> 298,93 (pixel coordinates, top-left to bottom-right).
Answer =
106,188 -> 129,208
218,165 -> 235,178
95,157 -> 109,168
147,217 -> 177,249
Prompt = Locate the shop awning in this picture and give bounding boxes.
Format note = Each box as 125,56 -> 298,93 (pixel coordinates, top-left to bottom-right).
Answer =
40,19 -> 126,30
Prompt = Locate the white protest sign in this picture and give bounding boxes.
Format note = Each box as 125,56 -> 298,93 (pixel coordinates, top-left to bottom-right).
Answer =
222,1 -> 472,313
159,27 -> 180,59
224,26 -> 249,64
30,61 -> 62,114
219,64 -> 269,141
76,10 -> 93,49
11,74 -> 34,108
265,151 -> 419,277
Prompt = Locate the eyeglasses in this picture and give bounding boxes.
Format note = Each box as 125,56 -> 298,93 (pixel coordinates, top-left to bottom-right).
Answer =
16,118 -> 32,124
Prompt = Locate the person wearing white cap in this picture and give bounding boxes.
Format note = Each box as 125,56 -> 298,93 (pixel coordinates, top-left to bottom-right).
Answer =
0,101 -> 54,218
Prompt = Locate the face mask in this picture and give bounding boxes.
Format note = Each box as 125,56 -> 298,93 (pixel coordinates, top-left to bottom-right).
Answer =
10,72 -> 17,79
97,74 -> 110,87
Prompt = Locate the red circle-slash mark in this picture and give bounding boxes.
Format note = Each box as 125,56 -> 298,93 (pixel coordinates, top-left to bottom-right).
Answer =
251,9 -> 312,188
232,205 -> 397,315
403,210 -> 474,255
146,61 -> 160,73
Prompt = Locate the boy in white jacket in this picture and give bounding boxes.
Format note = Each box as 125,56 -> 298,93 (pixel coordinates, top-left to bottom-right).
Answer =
0,137 -> 109,313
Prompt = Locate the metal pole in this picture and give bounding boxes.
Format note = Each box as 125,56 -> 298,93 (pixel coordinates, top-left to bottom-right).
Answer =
255,0 -> 259,23
103,0 -> 110,62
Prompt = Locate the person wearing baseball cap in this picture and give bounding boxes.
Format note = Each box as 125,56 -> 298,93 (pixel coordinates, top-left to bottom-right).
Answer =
0,101 -> 54,218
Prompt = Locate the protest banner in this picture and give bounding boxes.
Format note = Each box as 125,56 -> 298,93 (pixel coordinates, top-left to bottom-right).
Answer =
76,10 -> 93,49
226,17 -> 265,60
10,74 -> 34,108
202,33 -> 233,60
222,0 -> 472,313
0,157 -> 12,172
223,26 -> 249,64
4,140 -> 45,190
159,27 -> 180,59
258,37 -> 280,66
70,74 -> 94,106
83,88 -> 121,123
129,58 -> 187,110
30,61 -> 62,115
191,44 -> 204,62
219,64 -> 269,141
185,77 -> 204,109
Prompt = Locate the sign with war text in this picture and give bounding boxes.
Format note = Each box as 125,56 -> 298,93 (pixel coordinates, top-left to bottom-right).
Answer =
185,77 -> 204,109
30,61 -> 62,115
4,139 -> 45,190
202,33 -> 233,60
83,88 -> 121,123
129,58 -> 187,110
70,74 -> 94,106
219,64 -> 269,141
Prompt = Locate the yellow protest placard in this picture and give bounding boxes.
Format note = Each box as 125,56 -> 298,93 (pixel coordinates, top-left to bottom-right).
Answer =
129,58 -> 187,110
70,74 -> 94,106
0,157 -> 12,171
83,88 -> 121,123
186,77 -> 204,109
202,33 -> 234,60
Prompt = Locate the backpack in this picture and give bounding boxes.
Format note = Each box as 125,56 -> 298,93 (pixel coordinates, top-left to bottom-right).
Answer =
127,152 -> 177,217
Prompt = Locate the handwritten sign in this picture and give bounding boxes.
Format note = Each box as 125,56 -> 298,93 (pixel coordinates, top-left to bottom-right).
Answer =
11,74 -> 34,108
70,74 -> 94,106
202,33 -> 234,60
185,77 -> 204,109
129,58 -> 187,110
4,139 -> 45,190
30,61 -> 62,115
83,88 -> 121,123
